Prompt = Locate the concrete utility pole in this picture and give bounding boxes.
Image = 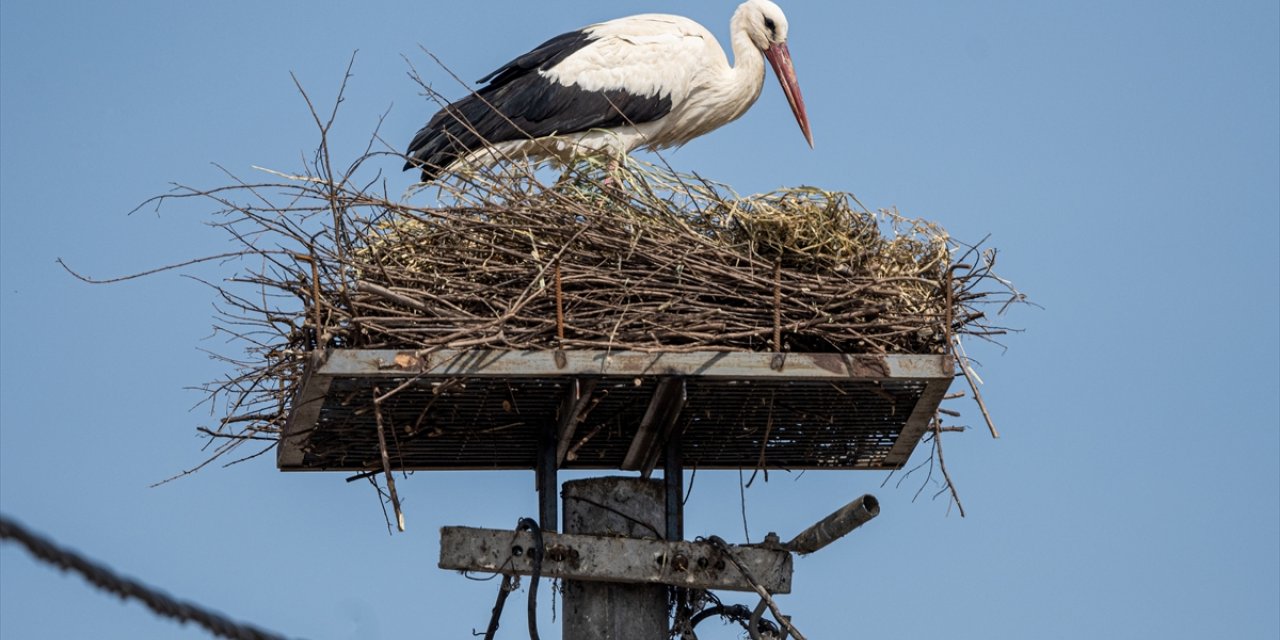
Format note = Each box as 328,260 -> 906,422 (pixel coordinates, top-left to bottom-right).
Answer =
561,477 -> 668,639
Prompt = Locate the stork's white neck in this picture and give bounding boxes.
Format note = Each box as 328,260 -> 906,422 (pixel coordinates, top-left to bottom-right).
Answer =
722,4 -> 767,124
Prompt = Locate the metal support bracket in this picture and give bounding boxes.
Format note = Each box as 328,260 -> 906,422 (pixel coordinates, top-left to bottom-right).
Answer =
664,431 -> 684,543
622,377 -> 686,476
536,419 -> 558,532
555,379 -> 597,466
440,526 -> 792,594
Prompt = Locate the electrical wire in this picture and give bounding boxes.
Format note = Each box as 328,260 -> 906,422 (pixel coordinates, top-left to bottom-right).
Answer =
516,517 -> 543,640
0,513 -> 290,640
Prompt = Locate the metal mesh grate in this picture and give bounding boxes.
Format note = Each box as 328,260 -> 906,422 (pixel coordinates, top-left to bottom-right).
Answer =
681,379 -> 926,469
280,350 -> 951,472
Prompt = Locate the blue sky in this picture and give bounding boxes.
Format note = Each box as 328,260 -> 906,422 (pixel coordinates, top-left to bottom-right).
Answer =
2,1 -> 1277,638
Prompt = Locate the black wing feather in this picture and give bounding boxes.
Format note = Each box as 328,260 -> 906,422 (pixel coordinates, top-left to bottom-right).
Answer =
404,28 -> 673,181
476,30 -> 594,87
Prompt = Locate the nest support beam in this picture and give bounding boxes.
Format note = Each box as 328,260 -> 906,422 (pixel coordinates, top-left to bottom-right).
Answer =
536,419 -> 559,532
555,379 -> 598,466
621,377 -> 686,477
541,377 -> 687,535
664,428 -> 684,543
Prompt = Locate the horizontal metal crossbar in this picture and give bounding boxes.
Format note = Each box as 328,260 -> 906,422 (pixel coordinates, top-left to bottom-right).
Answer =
439,526 -> 792,593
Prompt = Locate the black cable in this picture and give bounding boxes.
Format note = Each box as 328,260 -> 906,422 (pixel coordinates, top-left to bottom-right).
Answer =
561,495 -> 662,538
516,517 -> 543,640
481,574 -> 516,640
0,513 -> 289,640
688,603 -> 780,638
690,603 -> 749,628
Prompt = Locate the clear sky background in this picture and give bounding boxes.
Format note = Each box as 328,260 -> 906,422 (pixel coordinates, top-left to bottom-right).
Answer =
2,1 -> 1277,638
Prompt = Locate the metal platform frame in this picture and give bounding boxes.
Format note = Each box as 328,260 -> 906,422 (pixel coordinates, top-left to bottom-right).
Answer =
278,348 -> 952,533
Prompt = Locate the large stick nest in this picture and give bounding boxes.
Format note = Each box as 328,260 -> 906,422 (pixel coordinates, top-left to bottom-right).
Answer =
174,154 -> 1021,464
351,161 -> 964,354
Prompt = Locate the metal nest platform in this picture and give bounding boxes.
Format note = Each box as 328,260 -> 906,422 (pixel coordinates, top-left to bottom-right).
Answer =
278,349 -> 953,474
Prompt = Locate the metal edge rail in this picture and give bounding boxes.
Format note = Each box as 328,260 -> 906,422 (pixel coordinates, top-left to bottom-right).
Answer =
278,349 -> 954,471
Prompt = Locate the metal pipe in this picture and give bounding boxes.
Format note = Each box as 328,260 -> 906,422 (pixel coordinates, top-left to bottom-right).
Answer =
785,494 -> 880,555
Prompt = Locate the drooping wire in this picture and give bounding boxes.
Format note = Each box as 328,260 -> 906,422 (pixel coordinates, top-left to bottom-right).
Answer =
517,517 -> 544,640
0,513 -> 290,640
687,597 -> 781,639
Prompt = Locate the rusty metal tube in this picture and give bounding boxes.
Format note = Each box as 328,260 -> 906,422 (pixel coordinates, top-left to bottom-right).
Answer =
785,494 -> 880,555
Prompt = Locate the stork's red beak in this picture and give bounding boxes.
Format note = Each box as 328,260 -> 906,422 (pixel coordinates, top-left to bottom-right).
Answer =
764,41 -> 813,148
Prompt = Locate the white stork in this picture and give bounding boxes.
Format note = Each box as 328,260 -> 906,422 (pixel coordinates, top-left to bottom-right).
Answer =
404,0 -> 812,181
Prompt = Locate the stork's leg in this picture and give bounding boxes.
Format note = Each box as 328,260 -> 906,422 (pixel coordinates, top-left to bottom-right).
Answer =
601,156 -> 626,192
554,167 -> 575,189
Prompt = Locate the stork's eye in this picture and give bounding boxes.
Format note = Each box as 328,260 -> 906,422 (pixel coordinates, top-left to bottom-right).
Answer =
764,17 -> 777,36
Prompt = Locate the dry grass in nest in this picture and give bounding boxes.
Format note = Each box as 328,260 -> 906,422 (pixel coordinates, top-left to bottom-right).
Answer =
347,159 -> 969,355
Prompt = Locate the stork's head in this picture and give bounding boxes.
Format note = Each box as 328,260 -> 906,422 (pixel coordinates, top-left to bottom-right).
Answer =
741,0 -> 791,49
739,0 -> 813,148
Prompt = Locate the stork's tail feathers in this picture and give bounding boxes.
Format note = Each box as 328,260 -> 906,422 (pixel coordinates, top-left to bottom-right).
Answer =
402,157 -> 446,184
403,98 -> 496,182
402,116 -> 467,182
402,147 -> 451,183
